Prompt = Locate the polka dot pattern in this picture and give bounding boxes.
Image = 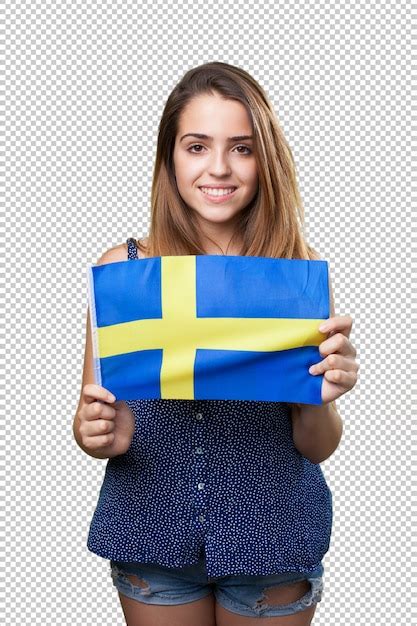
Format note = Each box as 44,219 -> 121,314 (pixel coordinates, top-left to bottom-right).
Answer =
86,238 -> 333,578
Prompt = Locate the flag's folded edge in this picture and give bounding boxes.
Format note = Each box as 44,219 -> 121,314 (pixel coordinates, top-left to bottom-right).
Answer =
86,263 -> 102,388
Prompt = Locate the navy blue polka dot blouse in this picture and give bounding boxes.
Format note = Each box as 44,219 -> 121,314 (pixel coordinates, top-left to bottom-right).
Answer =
86,238 -> 333,578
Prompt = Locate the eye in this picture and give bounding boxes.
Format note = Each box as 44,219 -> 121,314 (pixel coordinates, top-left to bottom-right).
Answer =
235,145 -> 252,155
187,144 -> 252,155
187,144 -> 205,153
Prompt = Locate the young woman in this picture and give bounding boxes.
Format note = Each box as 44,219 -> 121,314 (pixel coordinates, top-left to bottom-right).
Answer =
73,62 -> 359,626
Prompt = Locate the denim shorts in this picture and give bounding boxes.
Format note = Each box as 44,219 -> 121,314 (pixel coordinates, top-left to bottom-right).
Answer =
110,551 -> 324,619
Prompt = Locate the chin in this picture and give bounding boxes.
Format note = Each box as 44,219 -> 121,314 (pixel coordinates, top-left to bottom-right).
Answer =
198,209 -> 242,222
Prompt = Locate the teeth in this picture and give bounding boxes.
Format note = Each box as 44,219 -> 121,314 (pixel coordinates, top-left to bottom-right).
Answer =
200,187 -> 236,196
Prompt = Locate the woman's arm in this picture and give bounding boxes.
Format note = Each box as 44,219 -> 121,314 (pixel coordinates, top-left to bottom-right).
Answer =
291,402 -> 343,464
290,263 -> 344,463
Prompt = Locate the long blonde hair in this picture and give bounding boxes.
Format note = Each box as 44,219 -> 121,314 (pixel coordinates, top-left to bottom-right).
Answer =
136,61 -> 319,261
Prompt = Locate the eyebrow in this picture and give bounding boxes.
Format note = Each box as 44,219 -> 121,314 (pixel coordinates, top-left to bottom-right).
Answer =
180,133 -> 253,142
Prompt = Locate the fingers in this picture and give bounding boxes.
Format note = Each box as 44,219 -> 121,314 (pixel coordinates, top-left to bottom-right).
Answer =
310,353 -> 359,375
319,315 -> 353,338
319,333 -> 355,357
77,385 -> 118,452
85,400 -> 116,422
82,383 -> 116,405
82,404 -> 116,443
83,423 -> 116,450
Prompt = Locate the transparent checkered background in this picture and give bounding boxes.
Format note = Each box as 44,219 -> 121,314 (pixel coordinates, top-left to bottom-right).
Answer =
4,1 -> 414,624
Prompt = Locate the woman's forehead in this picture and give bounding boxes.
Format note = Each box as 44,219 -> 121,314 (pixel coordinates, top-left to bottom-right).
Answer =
178,94 -> 252,133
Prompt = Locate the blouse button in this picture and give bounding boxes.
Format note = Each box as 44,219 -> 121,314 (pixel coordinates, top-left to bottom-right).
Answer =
199,514 -> 206,522
198,482 -> 205,490
196,413 -> 203,420
195,447 -> 203,455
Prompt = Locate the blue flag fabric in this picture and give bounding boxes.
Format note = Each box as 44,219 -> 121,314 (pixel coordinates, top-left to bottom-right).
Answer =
87,255 -> 329,404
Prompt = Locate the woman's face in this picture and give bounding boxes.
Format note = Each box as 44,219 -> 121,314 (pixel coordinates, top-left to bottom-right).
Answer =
173,93 -> 259,245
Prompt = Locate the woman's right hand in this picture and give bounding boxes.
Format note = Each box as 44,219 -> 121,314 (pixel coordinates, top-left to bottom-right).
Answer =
76,384 -> 135,458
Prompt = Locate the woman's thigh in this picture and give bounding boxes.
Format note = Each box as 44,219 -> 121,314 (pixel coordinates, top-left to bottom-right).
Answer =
213,565 -> 324,623
110,557 -> 216,626
118,591 -> 216,626
109,556 -> 324,625
215,583 -> 318,625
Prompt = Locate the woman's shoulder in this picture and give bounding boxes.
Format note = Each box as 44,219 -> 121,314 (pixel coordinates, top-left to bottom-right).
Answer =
96,237 -> 149,265
127,237 -> 149,259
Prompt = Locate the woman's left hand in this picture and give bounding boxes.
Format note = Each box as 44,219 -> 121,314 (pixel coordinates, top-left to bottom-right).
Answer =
309,315 -> 360,405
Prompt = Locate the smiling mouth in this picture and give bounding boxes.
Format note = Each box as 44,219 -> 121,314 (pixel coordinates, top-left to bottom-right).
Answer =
199,186 -> 237,197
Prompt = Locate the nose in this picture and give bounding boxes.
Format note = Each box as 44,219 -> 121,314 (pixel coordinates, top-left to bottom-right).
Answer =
207,150 -> 232,177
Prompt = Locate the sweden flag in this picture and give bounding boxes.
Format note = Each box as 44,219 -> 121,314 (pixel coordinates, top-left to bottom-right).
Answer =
87,255 -> 329,404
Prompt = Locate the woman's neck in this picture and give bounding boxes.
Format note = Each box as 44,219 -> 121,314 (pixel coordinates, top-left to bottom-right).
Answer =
199,231 -> 242,256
